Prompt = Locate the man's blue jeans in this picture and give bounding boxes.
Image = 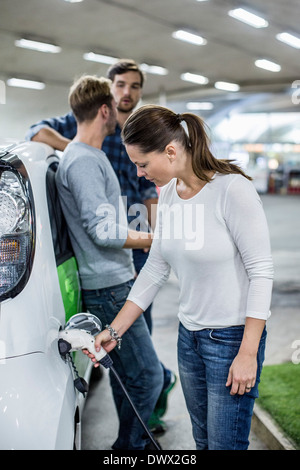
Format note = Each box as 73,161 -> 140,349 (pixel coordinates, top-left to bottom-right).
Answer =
178,323 -> 266,450
82,280 -> 163,450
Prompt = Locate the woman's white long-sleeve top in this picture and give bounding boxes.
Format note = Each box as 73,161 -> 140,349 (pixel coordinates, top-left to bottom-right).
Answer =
128,173 -> 274,330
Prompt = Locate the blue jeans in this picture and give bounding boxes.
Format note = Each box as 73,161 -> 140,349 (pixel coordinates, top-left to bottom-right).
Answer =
177,323 -> 266,450
82,280 -> 163,450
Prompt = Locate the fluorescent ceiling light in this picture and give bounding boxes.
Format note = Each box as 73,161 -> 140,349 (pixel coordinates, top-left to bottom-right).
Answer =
181,73 -> 209,85
172,30 -> 207,46
140,64 -> 168,75
15,38 -> 61,53
64,0 -> 84,3
214,81 -> 240,92
7,78 -> 45,90
83,52 -> 118,64
187,102 -> 214,110
228,8 -> 268,28
255,59 -> 281,72
276,32 -> 300,49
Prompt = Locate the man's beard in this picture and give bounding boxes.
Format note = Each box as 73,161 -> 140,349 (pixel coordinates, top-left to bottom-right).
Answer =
106,112 -> 117,135
107,120 -> 116,135
117,103 -> 135,114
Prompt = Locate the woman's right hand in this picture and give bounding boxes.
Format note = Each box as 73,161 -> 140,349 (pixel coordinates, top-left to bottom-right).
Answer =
82,330 -> 117,367
83,300 -> 143,366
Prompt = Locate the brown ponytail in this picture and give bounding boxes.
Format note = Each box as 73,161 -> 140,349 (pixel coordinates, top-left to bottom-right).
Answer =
181,112 -> 252,181
122,105 -> 252,182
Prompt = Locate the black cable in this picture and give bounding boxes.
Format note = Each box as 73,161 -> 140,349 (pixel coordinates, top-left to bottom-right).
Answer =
99,355 -> 160,450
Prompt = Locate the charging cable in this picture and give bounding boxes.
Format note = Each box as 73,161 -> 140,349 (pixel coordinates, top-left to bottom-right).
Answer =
58,328 -> 160,450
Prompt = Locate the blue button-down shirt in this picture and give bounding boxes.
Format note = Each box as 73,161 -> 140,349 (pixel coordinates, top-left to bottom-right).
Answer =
26,112 -> 158,219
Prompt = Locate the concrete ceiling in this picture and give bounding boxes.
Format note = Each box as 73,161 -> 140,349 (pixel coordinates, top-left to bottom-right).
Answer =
0,0 -> 300,139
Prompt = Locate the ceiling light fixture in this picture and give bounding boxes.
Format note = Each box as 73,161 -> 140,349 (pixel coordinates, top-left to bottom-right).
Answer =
214,81 -> 240,92
255,59 -> 281,72
172,30 -> 207,46
140,64 -> 169,75
63,0 -> 84,3
83,52 -> 118,64
276,32 -> 300,49
15,38 -> 61,53
180,73 -> 209,85
228,8 -> 268,28
7,78 -> 45,90
187,102 -> 214,110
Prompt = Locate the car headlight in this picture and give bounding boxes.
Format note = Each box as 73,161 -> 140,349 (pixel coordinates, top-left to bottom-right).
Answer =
0,154 -> 35,300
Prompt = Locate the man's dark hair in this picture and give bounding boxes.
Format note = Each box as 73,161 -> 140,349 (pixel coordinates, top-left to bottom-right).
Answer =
107,59 -> 145,88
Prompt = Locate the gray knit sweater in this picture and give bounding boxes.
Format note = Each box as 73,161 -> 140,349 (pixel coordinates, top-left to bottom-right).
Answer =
56,142 -> 134,289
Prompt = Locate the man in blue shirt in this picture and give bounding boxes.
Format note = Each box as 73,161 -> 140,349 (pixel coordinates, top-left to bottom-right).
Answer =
26,59 -> 176,435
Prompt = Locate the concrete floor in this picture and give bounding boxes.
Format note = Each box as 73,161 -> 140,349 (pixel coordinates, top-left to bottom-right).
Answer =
81,194 -> 300,451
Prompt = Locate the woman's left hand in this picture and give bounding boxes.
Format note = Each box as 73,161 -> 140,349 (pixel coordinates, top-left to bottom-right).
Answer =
226,351 -> 257,395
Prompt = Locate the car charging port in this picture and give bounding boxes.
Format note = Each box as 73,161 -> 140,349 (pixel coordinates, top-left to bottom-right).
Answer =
58,313 -> 160,450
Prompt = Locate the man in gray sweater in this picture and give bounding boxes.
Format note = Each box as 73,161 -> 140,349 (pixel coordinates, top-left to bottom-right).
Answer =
55,74 -> 163,450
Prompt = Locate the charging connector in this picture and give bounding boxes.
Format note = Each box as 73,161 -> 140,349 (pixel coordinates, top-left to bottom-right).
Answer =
58,320 -> 161,450
98,354 -> 113,369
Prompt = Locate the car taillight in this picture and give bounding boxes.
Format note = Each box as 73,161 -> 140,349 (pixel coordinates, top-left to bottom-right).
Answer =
0,155 -> 35,300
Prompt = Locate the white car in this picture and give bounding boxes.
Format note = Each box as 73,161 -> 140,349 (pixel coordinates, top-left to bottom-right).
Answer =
0,140 -> 93,450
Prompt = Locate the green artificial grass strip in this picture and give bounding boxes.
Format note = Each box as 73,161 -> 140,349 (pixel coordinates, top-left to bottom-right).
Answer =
258,362 -> 300,448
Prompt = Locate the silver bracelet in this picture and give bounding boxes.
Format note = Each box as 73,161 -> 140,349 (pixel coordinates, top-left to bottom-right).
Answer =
105,324 -> 122,350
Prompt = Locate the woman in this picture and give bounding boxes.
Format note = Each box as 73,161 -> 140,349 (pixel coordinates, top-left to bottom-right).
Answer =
88,105 -> 273,450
